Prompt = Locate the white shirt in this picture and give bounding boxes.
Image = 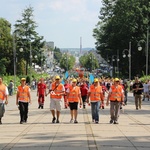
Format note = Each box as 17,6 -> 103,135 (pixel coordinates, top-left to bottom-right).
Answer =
143,83 -> 150,92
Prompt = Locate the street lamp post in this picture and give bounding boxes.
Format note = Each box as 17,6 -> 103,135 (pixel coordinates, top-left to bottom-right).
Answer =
13,33 -> 16,89
112,55 -> 119,77
146,27 -> 149,76
29,42 -> 32,83
64,52 -> 68,71
90,54 -> 95,72
122,42 -> 131,80
138,27 -> 149,76
117,50 -> 120,77
107,56 -> 112,76
13,33 -> 24,89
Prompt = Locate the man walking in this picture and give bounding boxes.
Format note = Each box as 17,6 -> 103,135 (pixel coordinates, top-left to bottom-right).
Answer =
132,77 -> 143,110
16,78 -> 31,124
8,80 -> 14,96
106,78 -> 124,124
47,76 -> 65,123
0,76 -> 8,124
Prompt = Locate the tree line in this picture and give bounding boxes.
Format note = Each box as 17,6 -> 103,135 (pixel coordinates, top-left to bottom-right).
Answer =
93,0 -> 150,78
0,6 -> 75,76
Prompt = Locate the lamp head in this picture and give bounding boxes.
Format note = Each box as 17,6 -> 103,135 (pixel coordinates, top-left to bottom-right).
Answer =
123,54 -> 126,58
19,48 -> 23,52
138,46 -> 142,51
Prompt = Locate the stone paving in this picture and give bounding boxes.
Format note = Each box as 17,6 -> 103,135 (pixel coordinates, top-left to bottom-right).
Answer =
0,91 -> 150,150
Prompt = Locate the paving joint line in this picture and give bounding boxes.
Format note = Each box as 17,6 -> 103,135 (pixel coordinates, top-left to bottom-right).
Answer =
2,110 -> 48,150
83,109 -> 98,150
124,112 -> 150,132
48,108 -> 67,150
115,111 -> 150,150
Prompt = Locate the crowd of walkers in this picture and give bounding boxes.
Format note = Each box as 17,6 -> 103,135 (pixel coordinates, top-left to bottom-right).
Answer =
0,75 -> 149,125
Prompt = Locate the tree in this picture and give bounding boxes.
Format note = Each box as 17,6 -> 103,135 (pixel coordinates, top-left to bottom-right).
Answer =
79,53 -> 99,71
54,47 -> 62,64
0,18 -> 13,75
14,6 -> 45,75
93,0 -> 150,78
60,53 -> 76,71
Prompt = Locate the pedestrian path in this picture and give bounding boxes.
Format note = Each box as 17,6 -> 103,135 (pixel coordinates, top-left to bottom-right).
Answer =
0,91 -> 150,150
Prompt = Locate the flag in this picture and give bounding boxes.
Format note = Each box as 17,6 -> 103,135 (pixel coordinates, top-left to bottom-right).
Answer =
61,80 -> 65,85
65,71 -> 69,79
89,73 -> 94,84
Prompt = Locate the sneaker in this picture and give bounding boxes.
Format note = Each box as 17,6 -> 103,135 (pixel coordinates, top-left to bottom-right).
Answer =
92,119 -> 95,123
74,120 -> 78,123
52,117 -> 56,123
114,121 -> 119,124
95,121 -> 99,124
70,119 -> 73,123
20,121 -> 23,124
41,106 -> 43,109
56,120 -> 59,123
38,105 -> 41,109
109,120 -> 113,124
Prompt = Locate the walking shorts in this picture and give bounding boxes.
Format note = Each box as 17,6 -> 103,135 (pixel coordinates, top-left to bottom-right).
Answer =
50,98 -> 61,111
69,102 -> 78,110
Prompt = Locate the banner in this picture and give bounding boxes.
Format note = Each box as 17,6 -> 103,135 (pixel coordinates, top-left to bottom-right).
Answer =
89,74 -> 94,84
65,71 -> 69,79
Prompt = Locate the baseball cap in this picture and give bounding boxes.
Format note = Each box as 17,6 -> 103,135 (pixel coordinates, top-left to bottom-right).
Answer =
114,78 -> 120,82
55,75 -> 60,80
21,78 -> 26,81
94,78 -> 99,82
72,78 -> 77,82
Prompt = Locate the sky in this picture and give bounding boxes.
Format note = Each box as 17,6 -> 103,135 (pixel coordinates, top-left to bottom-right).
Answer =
0,0 -> 102,48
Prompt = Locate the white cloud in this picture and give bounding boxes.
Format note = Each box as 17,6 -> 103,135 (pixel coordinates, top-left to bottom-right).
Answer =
36,0 -> 100,23
48,0 -> 86,12
0,0 -> 102,48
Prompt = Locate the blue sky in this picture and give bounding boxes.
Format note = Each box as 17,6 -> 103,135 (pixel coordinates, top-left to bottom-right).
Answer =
0,0 -> 102,48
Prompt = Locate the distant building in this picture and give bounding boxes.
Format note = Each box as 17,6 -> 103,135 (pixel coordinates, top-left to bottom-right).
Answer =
46,41 -> 54,49
60,48 -> 93,57
44,41 -> 54,71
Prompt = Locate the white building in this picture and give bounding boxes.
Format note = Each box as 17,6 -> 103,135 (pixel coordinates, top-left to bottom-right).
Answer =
44,41 -> 54,71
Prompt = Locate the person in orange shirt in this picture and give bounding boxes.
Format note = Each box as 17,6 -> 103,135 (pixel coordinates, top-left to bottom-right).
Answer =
86,78 -> 104,124
106,78 -> 124,124
0,76 -> 8,124
16,78 -> 31,124
47,76 -> 65,123
66,78 -> 82,123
